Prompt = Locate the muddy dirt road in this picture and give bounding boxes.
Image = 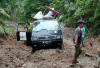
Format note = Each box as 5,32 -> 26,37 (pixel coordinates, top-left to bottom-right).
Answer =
0,21 -> 100,68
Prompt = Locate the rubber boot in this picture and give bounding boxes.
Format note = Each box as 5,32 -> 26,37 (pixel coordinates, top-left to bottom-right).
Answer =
82,44 -> 84,47
70,57 -> 77,67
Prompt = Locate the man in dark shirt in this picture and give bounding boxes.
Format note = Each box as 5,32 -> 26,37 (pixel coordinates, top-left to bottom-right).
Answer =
71,20 -> 86,66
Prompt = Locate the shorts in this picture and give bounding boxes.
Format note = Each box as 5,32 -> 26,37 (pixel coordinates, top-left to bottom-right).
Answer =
74,45 -> 82,58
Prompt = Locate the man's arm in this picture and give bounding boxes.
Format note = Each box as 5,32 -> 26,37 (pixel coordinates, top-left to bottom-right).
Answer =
75,35 -> 78,48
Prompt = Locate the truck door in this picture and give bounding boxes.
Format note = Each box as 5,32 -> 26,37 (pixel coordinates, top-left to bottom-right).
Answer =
17,31 -> 27,41
16,23 -> 27,41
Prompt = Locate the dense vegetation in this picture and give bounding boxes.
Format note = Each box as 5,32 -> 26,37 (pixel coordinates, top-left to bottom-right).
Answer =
51,0 -> 100,35
0,0 -> 100,35
0,8 -> 13,36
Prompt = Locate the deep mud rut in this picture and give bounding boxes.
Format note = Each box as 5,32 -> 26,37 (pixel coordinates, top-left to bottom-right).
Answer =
0,21 -> 100,68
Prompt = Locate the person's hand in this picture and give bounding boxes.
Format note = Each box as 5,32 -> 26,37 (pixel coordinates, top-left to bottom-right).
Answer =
74,44 -> 77,48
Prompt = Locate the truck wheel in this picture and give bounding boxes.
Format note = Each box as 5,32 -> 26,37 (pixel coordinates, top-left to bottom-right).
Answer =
26,41 -> 30,46
58,45 -> 62,49
31,46 -> 37,53
58,44 -> 64,49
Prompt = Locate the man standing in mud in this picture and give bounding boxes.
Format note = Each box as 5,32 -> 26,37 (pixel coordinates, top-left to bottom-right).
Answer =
71,20 -> 86,67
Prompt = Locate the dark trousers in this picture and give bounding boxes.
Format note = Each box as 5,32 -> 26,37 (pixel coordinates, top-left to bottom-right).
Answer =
74,45 -> 82,58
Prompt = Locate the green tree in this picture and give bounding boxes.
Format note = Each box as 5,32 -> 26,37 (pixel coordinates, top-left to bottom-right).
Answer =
50,0 -> 100,35
0,8 -> 11,36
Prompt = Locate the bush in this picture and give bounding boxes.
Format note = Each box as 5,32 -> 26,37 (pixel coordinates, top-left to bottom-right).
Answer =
0,20 -> 14,37
4,26 -> 14,34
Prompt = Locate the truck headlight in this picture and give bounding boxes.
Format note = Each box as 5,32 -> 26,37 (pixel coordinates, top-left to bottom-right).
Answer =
54,31 -> 57,33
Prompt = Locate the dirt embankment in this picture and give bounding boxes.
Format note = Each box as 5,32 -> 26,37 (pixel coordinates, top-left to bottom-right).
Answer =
0,21 -> 100,68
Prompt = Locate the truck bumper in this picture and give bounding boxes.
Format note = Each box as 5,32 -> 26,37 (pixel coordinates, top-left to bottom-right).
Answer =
31,39 -> 63,46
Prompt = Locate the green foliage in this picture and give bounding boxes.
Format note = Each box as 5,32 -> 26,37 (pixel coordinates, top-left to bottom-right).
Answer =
0,8 -> 10,20
4,26 -> 14,34
0,19 -> 6,35
0,19 -> 14,35
50,0 -> 100,35
0,26 -> 4,34
0,0 -> 100,35
0,19 -> 5,26
0,0 -> 53,22
0,8 -> 13,36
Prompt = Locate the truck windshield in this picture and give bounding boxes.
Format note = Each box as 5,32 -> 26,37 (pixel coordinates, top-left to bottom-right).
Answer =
32,20 -> 61,31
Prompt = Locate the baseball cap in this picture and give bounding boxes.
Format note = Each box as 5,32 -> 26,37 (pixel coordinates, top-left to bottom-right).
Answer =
78,20 -> 86,24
